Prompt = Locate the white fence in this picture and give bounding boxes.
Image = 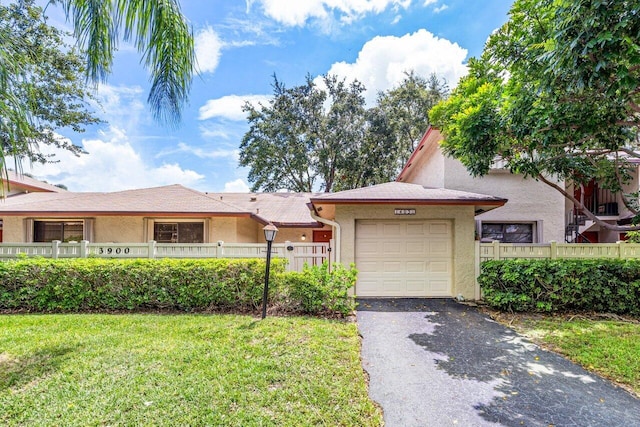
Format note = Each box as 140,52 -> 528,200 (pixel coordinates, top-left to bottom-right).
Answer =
477,240 -> 640,264
0,240 -> 333,272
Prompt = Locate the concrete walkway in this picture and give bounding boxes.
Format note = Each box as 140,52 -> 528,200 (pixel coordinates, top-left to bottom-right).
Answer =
357,298 -> 640,427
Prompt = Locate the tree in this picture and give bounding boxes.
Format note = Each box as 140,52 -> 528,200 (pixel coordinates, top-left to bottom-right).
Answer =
0,0 -> 194,184
240,74 -> 398,192
430,0 -> 640,231
0,0 -> 101,171
377,71 -> 448,170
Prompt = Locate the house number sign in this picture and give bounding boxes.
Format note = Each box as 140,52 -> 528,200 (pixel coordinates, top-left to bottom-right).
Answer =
394,208 -> 416,215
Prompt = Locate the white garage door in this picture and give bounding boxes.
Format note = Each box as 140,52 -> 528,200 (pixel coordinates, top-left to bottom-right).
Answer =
355,220 -> 452,297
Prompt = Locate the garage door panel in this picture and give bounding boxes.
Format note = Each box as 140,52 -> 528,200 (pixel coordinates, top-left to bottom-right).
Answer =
406,241 -> 426,255
406,261 -> 426,273
429,261 -> 451,274
383,223 -> 401,236
383,241 -> 402,256
406,222 -> 427,235
429,222 -> 450,235
357,261 -> 380,273
383,261 -> 402,273
356,220 -> 452,297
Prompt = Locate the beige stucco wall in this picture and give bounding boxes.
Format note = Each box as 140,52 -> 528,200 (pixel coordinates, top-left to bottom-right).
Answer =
405,140 -> 445,188
443,158 -> 566,242
95,216 -> 145,243
334,204 -> 477,300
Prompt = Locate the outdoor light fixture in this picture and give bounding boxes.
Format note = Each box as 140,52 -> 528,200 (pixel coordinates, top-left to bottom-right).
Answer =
301,233 -> 306,241
261,224 -> 278,319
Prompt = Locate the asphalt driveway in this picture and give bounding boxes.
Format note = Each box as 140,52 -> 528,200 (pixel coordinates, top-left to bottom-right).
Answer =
357,298 -> 640,427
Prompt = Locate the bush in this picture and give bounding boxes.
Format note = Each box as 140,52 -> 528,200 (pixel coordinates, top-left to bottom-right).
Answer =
0,258 -> 357,316
479,258 -> 640,315
280,262 -> 358,316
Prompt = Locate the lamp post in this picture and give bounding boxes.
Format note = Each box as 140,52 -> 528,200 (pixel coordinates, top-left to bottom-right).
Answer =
261,224 -> 278,319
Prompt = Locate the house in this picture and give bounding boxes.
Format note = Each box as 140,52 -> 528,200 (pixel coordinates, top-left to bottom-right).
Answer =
0,184 -> 327,244
0,173 -> 506,300
397,127 -> 639,244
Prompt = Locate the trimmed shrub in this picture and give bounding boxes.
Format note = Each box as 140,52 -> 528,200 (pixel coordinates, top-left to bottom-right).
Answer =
479,258 -> 640,315
280,262 -> 358,316
0,258 -> 357,316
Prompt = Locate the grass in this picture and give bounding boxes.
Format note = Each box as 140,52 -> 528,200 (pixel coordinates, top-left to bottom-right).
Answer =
501,314 -> 640,397
0,314 -> 382,426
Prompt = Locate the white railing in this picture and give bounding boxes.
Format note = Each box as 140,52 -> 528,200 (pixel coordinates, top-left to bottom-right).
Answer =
0,240 -> 333,272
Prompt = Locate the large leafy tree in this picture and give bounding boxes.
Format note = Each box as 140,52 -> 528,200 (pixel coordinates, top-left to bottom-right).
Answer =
240,75 -> 399,192
431,0 -> 640,231
0,0 -> 101,171
240,72 -> 448,192
0,0 -> 194,182
377,71 -> 448,170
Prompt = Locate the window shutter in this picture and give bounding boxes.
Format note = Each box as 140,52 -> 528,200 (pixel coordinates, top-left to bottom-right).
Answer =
24,218 -> 34,242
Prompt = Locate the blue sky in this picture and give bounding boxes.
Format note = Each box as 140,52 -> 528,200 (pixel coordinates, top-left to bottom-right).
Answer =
29,0 -> 513,192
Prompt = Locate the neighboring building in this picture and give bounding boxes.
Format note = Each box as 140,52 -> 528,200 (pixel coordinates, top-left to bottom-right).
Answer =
397,127 -> 639,243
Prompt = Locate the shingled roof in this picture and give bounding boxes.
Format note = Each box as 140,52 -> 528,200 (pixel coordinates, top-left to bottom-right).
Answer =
310,182 -> 507,208
0,185 -> 248,216
206,192 -> 321,227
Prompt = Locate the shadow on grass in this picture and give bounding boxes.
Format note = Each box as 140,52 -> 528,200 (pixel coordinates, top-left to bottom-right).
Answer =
0,345 -> 77,391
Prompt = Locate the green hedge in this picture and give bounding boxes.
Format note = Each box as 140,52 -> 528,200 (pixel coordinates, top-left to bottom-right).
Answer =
0,258 -> 357,316
479,259 -> 640,315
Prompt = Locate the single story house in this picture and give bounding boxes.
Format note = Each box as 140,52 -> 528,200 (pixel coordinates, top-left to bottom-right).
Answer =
0,174 -> 506,299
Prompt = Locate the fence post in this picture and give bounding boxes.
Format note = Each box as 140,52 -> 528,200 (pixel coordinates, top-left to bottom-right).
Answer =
148,240 -> 156,259
216,240 -> 223,258
492,240 -> 500,260
550,240 -> 557,259
80,240 -> 89,258
284,241 -> 294,272
52,240 -> 60,259
617,241 -> 624,259
474,240 -> 481,301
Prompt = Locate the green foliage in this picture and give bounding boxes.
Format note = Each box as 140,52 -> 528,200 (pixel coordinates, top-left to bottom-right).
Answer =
240,71 -> 448,192
0,0 -> 101,171
431,0 -> 640,229
281,262 -> 357,316
0,258 -> 357,316
479,259 -> 640,315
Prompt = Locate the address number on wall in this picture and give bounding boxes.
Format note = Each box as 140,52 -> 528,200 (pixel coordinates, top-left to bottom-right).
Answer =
394,208 -> 416,215
98,247 -> 131,255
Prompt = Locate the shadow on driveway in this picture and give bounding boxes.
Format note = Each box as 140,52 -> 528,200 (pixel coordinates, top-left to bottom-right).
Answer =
357,298 -> 640,427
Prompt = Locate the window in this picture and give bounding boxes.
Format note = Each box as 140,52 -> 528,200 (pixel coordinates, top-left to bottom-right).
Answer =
481,223 -> 534,243
34,221 -> 84,242
154,222 -> 204,243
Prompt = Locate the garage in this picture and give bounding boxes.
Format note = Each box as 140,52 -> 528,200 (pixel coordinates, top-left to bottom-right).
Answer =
355,220 -> 452,297
310,182 -> 507,300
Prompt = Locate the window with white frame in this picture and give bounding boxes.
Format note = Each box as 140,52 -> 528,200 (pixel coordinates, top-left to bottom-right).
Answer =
481,222 -> 534,243
153,222 -> 204,243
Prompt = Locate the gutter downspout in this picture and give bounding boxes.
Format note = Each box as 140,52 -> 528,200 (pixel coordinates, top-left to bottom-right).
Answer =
309,211 -> 341,264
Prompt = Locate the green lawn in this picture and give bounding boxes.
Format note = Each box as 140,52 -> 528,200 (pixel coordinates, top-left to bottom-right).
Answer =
513,316 -> 640,397
0,314 -> 382,426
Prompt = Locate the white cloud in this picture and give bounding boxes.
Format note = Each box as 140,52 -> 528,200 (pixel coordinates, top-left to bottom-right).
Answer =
195,27 -> 223,74
324,29 -> 468,104
423,0 -> 437,5
249,0 -> 411,27
199,94 -> 271,121
24,128 -> 204,192
433,4 -> 448,13
156,142 -> 238,160
93,84 -> 147,131
223,179 -> 251,192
